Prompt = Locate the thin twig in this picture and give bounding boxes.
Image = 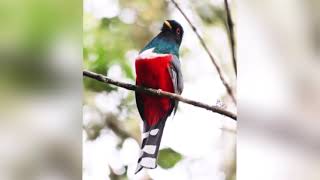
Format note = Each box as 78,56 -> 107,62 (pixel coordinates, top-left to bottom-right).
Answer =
83,70 -> 237,121
224,0 -> 237,76
170,0 -> 236,104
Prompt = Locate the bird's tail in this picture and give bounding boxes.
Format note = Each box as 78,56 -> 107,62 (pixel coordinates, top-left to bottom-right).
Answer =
135,120 -> 167,174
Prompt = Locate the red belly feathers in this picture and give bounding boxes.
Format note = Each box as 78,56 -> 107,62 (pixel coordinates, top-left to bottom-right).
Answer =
135,55 -> 174,127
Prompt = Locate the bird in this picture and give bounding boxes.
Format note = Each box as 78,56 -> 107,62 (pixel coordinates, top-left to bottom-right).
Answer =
134,20 -> 184,174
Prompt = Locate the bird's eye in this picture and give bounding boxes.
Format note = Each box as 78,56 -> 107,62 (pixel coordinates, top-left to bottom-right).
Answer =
176,28 -> 181,35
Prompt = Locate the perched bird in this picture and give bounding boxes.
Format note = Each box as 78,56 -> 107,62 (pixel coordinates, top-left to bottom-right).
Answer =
134,20 -> 184,174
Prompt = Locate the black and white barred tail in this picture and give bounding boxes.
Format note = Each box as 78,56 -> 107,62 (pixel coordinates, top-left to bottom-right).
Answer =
135,120 -> 166,174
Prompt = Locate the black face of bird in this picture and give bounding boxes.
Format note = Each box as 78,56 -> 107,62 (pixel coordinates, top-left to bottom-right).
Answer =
161,20 -> 184,45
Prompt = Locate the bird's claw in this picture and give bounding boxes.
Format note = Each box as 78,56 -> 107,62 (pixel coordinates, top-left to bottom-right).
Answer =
156,89 -> 162,95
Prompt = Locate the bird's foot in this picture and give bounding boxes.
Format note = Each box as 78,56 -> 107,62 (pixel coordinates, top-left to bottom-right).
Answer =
156,89 -> 162,95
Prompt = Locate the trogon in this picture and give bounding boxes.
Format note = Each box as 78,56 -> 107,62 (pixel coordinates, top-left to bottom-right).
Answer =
134,20 -> 184,174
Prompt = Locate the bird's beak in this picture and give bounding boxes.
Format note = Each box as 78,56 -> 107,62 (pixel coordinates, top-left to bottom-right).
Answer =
164,20 -> 172,29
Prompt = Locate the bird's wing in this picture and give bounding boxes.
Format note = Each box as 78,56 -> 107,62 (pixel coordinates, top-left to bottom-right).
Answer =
168,55 -> 184,114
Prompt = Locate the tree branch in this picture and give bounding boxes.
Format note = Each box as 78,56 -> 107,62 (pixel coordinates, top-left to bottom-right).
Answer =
170,0 -> 236,104
83,70 -> 237,121
224,0 -> 237,76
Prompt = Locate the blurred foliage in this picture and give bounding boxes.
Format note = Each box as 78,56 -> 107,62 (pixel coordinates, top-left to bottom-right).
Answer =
0,0 -> 82,180
193,1 -> 227,26
0,0 -> 81,93
0,0 -> 80,54
158,148 -> 182,169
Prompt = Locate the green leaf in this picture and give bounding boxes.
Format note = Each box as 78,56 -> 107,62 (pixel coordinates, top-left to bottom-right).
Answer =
157,148 -> 182,169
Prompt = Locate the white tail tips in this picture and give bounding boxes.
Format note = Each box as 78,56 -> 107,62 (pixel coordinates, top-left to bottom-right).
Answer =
134,157 -> 157,174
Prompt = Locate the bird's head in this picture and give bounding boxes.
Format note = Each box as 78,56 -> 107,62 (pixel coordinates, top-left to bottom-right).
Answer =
161,20 -> 184,46
140,20 -> 184,56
